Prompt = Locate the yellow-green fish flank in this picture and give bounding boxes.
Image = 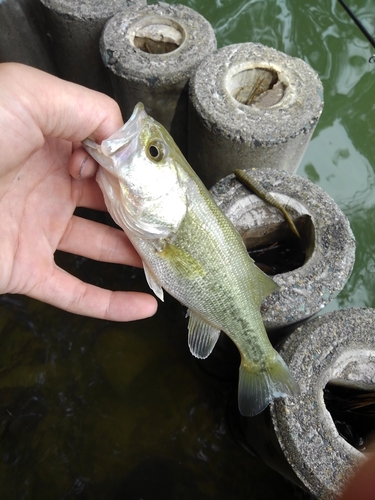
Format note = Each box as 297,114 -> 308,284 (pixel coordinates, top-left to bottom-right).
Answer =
83,103 -> 299,416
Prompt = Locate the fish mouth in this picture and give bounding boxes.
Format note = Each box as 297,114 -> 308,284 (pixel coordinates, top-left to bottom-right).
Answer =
82,102 -> 148,172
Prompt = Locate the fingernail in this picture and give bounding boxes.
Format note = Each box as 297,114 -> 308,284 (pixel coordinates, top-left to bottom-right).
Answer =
79,156 -> 89,178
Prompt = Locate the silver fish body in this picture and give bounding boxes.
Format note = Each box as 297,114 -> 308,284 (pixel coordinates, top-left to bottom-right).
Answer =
83,103 -> 299,416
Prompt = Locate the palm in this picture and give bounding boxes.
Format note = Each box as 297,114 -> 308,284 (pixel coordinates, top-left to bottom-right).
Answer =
2,138 -> 77,295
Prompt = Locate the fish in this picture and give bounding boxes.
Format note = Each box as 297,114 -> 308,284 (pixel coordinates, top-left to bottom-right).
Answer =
83,103 -> 299,417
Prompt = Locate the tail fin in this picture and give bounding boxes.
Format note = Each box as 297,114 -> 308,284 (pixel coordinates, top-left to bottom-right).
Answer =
238,352 -> 299,417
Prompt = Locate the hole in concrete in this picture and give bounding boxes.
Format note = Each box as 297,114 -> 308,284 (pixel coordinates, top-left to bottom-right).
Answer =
228,68 -> 285,108
324,381 -> 375,451
132,19 -> 184,54
245,214 -> 314,276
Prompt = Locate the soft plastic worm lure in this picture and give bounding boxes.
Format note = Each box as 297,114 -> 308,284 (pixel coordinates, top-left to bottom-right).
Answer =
233,169 -> 300,239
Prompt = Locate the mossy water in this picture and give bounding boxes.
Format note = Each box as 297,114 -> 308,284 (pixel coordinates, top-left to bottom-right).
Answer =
0,256 -> 302,499
1,0 -> 374,498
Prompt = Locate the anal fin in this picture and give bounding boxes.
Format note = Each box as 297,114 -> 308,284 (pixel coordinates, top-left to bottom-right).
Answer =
187,310 -> 220,359
254,265 -> 280,302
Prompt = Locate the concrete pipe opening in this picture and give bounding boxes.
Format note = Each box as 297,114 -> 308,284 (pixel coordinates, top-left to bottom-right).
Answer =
227,67 -> 285,108
210,169 -> 355,331
100,3 -> 216,155
131,16 -> 185,54
39,0 -> 146,95
242,198 -> 315,277
324,354 -> 375,452
189,43 -> 324,187
268,309 -> 375,498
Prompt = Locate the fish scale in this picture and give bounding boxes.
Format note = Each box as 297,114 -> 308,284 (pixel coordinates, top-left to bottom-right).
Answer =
83,103 -> 299,416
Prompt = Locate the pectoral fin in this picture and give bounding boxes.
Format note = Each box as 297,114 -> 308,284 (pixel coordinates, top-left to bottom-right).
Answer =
187,311 -> 221,359
160,244 -> 206,280
144,263 -> 164,301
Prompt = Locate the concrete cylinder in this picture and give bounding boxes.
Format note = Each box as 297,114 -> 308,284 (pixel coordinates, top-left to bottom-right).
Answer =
39,0 -> 146,94
231,309 -> 375,498
189,43 -> 324,188
100,3 -> 217,154
271,308 -> 375,498
0,0 -> 55,72
210,169 -> 355,332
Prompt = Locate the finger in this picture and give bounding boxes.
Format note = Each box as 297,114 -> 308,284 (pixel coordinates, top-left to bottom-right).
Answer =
58,215 -> 142,267
32,265 -> 158,321
71,176 -> 107,211
72,141 -> 82,152
69,146 -> 99,179
339,453 -> 375,500
34,68 -> 124,143
0,63 -> 123,169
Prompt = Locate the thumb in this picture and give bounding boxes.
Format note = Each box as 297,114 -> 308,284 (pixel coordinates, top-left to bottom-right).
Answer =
0,63 -> 123,171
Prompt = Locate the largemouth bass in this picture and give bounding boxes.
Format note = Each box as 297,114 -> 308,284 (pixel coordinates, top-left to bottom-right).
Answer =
83,103 -> 299,416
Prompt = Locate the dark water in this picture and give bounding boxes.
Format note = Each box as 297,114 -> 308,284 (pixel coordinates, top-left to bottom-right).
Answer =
1,0 -> 375,498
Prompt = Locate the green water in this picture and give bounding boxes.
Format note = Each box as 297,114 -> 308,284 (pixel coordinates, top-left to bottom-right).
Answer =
1,0 -> 375,498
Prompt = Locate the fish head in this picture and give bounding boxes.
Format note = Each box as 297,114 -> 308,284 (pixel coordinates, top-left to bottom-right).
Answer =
83,103 -> 189,240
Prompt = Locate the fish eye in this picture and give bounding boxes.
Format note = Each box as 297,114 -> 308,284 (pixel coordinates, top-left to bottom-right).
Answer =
149,145 -> 159,158
147,140 -> 165,162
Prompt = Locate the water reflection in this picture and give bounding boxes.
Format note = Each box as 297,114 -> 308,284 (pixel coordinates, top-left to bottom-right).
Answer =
303,120 -> 374,206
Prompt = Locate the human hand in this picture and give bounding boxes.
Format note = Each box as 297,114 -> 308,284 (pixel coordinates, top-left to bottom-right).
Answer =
339,452 -> 375,500
0,63 -> 157,321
